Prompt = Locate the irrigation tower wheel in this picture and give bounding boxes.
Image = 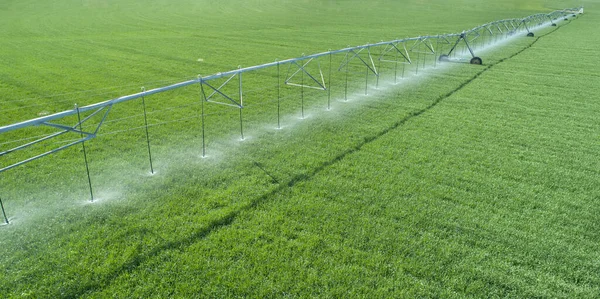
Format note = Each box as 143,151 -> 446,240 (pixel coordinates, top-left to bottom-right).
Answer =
439,54 -> 450,62
470,57 -> 482,65
527,32 -> 535,37
551,23 -> 557,26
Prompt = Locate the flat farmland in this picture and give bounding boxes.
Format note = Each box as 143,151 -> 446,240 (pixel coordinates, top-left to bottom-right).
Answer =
1,0 -> 599,297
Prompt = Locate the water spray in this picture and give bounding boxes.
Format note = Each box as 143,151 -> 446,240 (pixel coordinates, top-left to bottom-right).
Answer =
0,6 -> 582,209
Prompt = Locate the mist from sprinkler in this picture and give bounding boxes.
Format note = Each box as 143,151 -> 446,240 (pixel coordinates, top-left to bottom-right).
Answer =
1,18 -> 554,229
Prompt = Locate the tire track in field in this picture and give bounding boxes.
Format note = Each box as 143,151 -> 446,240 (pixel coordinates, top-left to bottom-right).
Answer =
69,20 -> 572,297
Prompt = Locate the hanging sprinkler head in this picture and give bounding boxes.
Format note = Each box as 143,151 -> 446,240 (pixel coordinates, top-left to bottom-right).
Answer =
0,196 -> 9,225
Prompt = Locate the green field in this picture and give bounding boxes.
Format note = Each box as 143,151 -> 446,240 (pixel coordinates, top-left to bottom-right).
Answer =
1,0 -> 599,297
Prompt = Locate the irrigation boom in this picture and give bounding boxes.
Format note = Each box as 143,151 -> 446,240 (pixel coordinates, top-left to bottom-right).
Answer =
0,6 -> 584,207
0,7 -> 582,135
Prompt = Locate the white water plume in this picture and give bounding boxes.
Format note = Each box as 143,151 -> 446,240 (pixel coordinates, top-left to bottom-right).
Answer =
0,17 -> 565,230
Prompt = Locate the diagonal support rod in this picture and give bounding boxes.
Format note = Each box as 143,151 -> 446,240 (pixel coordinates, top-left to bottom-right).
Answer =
201,78 -> 242,108
446,32 -> 476,58
0,105 -> 111,174
204,73 -> 238,102
0,196 -> 8,225
379,42 -> 412,64
410,37 -> 436,54
285,58 -> 327,90
338,48 -> 378,75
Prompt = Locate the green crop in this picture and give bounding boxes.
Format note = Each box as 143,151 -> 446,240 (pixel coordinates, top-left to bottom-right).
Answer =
0,0 -> 597,298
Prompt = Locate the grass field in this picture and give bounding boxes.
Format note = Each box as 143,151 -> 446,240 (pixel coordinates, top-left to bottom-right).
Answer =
1,0 -> 599,297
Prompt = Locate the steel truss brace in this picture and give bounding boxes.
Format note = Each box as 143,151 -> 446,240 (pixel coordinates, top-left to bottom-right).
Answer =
516,18 -> 535,35
0,105 -> 111,173
338,47 -> 378,76
500,21 -> 512,33
492,19 -> 517,35
508,20 -> 519,31
439,32 -> 482,65
466,31 -> 481,44
198,72 -> 245,143
285,58 -> 327,90
379,42 -> 411,64
437,35 -> 455,46
492,23 -> 504,34
482,25 -> 494,35
409,37 -> 436,55
199,73 -> 243,108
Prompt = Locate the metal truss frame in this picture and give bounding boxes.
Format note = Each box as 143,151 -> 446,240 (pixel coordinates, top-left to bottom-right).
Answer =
285,58 -> 327,90
437,8 -> 580,65
0,6 -> 583,212
0,105 -> 111,173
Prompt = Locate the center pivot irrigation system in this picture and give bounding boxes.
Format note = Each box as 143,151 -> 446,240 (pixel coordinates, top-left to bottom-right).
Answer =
0,7 -> 583,224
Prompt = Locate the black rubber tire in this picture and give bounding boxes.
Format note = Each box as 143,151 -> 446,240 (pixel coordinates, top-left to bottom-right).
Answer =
438,54 -> 450,62
470,57 -> 482,65
551,23 -> 557,27
527,32 -> 535,37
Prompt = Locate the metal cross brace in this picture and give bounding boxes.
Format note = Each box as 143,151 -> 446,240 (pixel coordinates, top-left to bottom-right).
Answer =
338,47 -> 378,75
443,32 -> 477,58
516,18 -> 532,33
199,73 -> 243,108
284,58 -> 327,90
379,42 -> 412,64
0,105 -> 111,173
409,37 -> 436,55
